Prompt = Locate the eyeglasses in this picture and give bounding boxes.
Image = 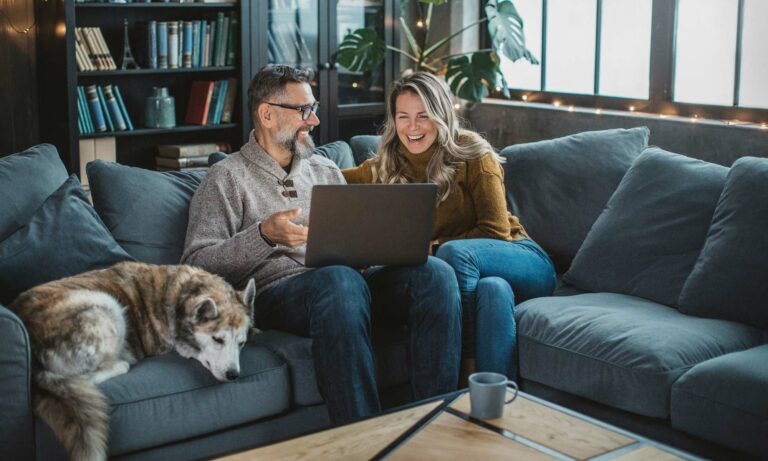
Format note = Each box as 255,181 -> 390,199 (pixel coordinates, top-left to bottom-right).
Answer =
265,101 -> 319,121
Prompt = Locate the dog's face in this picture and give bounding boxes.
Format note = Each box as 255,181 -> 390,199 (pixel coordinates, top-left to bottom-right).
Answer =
175,276 -> 257,382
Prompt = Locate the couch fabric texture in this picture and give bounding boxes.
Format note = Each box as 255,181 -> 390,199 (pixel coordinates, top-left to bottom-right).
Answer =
500,127 -> 649,273
564,147 -> 728,306
678,156 -> 768,330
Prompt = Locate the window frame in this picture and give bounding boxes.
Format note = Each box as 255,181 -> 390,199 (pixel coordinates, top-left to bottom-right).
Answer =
483,0 -> 768,124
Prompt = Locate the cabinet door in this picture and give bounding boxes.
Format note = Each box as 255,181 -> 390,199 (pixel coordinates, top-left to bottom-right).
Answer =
265,0 -> 328,142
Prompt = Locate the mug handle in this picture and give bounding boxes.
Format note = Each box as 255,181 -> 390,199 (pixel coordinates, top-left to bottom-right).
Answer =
505,380 -> 519,404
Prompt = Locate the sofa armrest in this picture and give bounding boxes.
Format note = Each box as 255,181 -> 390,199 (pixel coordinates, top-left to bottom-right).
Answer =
0,305 -> 35,460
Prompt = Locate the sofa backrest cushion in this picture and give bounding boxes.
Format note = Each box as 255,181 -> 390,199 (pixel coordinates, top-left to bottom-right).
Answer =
564,147 -> 728,306
349,135 -> 381,165
87,161 -> 205,265
678,157 -> 768,330
313,140 -> 356,169
0,144 -> 68,242
0,175 -> 133,304
500,127 -> 649,273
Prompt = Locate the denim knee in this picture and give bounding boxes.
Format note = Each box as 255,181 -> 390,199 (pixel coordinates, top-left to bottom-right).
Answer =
476,277 -> 514,313
306,266 -> 371,327
406,257 -> 461,316
435,240 -> 476,270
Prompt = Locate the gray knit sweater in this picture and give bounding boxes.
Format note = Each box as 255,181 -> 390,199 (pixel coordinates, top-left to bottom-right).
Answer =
181,131 -> 344,292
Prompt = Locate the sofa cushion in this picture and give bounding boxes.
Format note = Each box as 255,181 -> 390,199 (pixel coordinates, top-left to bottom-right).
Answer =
0,144 -> 68,241
349,135 -> 380,165
99,345 -> 290,456
313,140 -> 355,169
678,157 -> 768,330
500,127 -> 649,273
671,344 -> 768,457
0,175 -> 133,304
564,147 -> 728,306
516,292 -> 764,418
87,161 -> 205,265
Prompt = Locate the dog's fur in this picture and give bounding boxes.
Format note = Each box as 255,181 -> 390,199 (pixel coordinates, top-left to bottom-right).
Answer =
9,262 -> 256,461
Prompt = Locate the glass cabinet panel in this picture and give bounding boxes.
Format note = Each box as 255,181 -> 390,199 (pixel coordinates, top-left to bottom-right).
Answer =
268,0 -> 320,69
337,0 -> 386,105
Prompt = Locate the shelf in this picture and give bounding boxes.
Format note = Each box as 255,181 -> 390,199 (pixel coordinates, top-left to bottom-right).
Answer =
75,2 -> 237,9
78,66 -> 237,77
80,123 -> 237,139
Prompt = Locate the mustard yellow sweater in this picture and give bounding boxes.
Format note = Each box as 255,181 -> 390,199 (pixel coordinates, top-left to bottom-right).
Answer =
342,144 -> 525,244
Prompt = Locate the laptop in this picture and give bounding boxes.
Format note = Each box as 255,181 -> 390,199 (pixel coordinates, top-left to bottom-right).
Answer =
290,184 -> 437,268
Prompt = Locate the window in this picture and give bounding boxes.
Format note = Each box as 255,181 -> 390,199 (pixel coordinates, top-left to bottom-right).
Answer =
491,0 -> 768,124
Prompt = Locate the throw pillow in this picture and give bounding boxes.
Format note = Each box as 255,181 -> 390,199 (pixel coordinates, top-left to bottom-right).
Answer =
500,127 -> 649,273
349,135 -> 381,165
678,157 -> 768,330
87,161 -> 205,265
0,175 -> 133,304
313,141 -> 355,169
0,144 -> 68,241
563,147 -> 728,306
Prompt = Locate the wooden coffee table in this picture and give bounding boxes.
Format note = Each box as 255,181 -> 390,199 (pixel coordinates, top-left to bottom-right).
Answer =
216,391 -> 703,460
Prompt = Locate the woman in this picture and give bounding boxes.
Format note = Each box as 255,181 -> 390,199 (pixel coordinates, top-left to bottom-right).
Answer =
342,72 -> 555,379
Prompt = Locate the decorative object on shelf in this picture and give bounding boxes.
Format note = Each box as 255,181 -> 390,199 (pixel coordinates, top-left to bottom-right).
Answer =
337,0 -> 537,102
0,0 -> 47,35
144,87 -> 176,129
120,19 -> 140,70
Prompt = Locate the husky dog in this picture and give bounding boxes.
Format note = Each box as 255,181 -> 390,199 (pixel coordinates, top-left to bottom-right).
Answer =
9,261 -> 256,461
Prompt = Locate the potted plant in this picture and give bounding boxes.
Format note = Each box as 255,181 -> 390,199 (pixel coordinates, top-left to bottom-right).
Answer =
336,0 -> 538,103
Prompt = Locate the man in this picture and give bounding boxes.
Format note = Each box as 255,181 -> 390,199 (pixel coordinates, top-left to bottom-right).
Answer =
182,65 -> 461,424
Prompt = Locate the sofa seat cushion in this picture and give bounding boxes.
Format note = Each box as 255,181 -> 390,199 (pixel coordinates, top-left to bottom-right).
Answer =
99,345 -> 290,456
516,293 -> 764,418
671,344 -> 768,457
564,147 -> 728,306
500,127 -> 649,273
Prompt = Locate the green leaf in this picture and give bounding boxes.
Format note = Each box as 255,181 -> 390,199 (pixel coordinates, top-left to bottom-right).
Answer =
337,28 -> 387,72
485,0 -> 539,64
445,52 -> 498,103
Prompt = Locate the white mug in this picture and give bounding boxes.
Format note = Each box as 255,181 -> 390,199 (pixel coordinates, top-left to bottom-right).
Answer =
469,372 -> 519,419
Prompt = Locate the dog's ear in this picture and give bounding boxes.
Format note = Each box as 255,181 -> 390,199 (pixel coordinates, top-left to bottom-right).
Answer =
195,299 -> 218,323
242,279 -> 256,318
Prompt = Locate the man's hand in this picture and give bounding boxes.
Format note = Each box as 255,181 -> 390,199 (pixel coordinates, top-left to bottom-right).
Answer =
260,208 -> 308,248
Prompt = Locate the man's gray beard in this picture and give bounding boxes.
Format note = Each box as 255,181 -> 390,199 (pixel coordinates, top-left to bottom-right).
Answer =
278,128 -> 315,160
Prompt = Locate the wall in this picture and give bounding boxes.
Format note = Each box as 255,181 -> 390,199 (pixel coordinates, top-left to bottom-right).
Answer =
465,100 -> 768,166
0,0 -> 40,156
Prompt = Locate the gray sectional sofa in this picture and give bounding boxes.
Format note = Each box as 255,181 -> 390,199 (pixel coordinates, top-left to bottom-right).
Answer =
1,127 -> 766,460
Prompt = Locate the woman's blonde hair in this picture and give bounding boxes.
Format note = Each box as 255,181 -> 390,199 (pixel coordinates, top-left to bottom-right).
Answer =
371,71 -> 501,201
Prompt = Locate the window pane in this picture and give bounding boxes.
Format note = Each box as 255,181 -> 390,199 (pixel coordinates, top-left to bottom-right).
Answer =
739,0 -> 768,109
599,0 -> 652,99
500,0 -> 542,91
674,0 -> 738,106
545,0 -> 597,94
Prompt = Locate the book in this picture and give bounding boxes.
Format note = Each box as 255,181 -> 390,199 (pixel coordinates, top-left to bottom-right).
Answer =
79,138 -> 96,188
96,85 -> 114,132
214,12 -> 225,67
156,142 -> 231,158
85,85 -> 107,132
182,21 -> 193,68
185,80 -> 215,125
206,80 -> 222,125
158,21 -> 169,68
155,155 -> 211,168
168,21 -> 179,68
212,78 -> 228,124
226,15 -> 237,66
207,20 -> 216,67
103,85 -> 127,131
112,85 -> 134,131
219,77 -> 238,123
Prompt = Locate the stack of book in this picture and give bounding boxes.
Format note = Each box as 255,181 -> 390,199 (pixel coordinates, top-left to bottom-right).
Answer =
184,78 -> 238,125
75,27 -> 116,71
134,12 -> 238,70
77,84 -> 134,135
155,142 -> 232,171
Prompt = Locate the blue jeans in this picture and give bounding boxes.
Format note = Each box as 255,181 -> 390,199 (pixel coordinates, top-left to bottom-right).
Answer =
252,257 -> 461,424
436,238 -> 556,377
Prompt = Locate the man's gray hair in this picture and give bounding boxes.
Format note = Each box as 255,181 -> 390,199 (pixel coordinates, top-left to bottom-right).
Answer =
247,65 -> 314,123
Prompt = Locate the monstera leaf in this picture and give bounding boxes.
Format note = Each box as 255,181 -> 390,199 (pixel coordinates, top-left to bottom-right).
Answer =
485,0 -> 538,64
337,28 -> 387,72
445,52 -> 499,103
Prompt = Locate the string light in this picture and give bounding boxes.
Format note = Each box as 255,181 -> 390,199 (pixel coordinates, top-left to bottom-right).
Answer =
0,0 -> 49,35
761,123 -> 767,130
568,105 -> 574,112
595,108 -> 602,115
552,100 -> 562,107
416,20 -> 424,28
351,82 -> 358,88
453,103 -> 461,110
521,94 -> 528,102
495,86 -> 501,92
628,106 -> 635,112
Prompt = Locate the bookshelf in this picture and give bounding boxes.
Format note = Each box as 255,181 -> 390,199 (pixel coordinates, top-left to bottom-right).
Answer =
37,0 -> 251,174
